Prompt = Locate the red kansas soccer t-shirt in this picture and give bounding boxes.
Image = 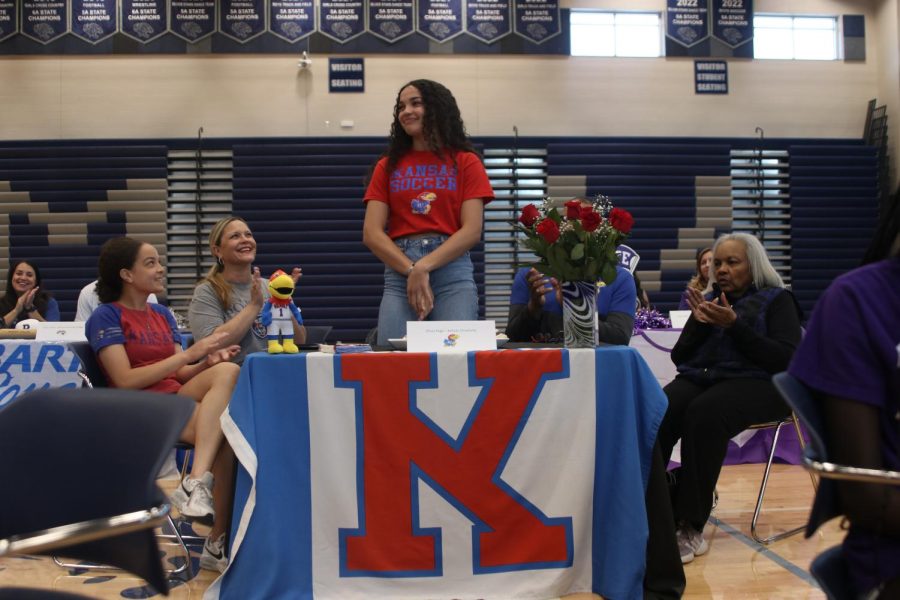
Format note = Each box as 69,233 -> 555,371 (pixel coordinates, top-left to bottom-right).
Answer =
364,150 -> 494,239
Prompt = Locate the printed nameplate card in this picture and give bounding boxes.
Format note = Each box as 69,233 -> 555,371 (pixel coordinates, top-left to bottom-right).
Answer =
407,320 -> 496,353
35,322 -> 88,342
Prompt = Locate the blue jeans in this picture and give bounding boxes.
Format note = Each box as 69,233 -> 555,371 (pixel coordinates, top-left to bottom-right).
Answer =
377,235 -> 478,345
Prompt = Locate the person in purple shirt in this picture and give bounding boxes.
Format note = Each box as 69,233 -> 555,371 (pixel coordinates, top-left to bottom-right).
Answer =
789,200 -> 900,599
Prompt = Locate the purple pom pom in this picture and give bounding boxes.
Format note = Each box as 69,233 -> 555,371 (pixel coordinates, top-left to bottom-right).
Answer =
633,308 -> 672,334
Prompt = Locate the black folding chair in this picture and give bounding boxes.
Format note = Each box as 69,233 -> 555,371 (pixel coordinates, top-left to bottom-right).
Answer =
0,387 -> 196,596
773,372 -> 900,599
304,325 -> 332,345
66,341 -> 203,574
69,340 -> 195,479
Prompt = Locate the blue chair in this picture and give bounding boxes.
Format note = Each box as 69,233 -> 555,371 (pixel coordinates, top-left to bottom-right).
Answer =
0,387 -> 196,597
808,545 -> 855,600
773,372 -> 900,489
772,372 -> 900,599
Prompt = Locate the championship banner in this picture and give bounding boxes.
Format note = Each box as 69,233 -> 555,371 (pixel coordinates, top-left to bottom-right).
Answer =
168,0 -> 216,43
666,0 -> 709,54
120,0 -> 167,43
219,0 -> 265,43
0,1 -> 18,43
711,0 -> 752,49
20,0 -> 68,45
268,0 -> 315,43
513,0 -> 560,44
318,0 -> 365,44
367,0 -> 414,43
71,0 -> 118,44
209,348 -> 666,600
466,0 -> 510,44
0,341 -> 81,408
416,0 -> 463,43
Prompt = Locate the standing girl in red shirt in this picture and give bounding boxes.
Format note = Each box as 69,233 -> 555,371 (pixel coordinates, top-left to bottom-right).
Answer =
363,79 -> 494,345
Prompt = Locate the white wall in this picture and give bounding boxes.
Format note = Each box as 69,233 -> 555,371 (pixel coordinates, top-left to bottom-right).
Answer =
873,0 -> 900,188
0,0 -> 890,141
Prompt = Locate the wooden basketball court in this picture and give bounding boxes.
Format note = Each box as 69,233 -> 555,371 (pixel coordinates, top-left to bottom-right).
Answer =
0,463 -> 839,598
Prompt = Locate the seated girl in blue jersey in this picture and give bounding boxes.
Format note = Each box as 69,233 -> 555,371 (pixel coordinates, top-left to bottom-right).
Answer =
0,260 -> 60,328
85,236 -> 240,573
505,265 -> 637,345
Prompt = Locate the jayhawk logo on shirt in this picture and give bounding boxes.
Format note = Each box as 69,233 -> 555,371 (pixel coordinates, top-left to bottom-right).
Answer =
411,191 -> 437,215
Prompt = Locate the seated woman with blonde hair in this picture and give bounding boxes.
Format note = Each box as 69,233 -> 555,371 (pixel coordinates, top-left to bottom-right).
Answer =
85,236 -> 240,572
189,216 -> 305,364
677,247 -> 712,310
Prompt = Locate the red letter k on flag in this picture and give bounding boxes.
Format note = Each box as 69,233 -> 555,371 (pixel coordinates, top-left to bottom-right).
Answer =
337,350 -> 573,576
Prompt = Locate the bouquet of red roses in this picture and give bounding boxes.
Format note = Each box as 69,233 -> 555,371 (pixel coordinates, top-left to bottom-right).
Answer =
516,195 -> 634,284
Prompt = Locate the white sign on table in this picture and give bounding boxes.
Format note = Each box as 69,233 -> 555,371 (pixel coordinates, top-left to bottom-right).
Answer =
35,322 -> 87,342
0,340 -> 81,407
406,320 -> 497,352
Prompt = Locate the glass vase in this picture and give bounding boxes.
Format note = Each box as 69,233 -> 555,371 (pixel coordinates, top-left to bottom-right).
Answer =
560,280 -> 598,348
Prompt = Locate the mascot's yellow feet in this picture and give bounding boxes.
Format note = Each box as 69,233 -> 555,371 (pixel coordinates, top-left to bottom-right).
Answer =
268,340 -> 284,354
283,339 -> 300,354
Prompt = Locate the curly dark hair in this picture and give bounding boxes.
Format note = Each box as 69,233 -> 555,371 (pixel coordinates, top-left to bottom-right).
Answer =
96,237 -> 146,304
382,79 -> 477,175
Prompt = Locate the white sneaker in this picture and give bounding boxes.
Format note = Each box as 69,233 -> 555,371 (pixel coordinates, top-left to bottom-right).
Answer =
172,471 -> 215,524
200,533 -> 228,573
677,526 -> 709,564
169,477 -> 191,514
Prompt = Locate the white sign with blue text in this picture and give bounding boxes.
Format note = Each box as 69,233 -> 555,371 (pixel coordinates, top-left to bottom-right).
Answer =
0,341 -> 81,408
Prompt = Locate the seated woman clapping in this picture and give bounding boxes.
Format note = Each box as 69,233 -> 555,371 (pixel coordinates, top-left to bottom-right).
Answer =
189,216 -> 306,363
0,260 -> 60,328
86,237 -> 240,572
658,233 -> 802,564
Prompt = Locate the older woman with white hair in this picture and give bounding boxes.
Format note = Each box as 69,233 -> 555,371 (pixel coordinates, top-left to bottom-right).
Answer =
656,232 -> 803,564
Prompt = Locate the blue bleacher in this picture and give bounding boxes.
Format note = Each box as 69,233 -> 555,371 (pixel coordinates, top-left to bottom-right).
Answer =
1,143 -> 168,319
232,142 -> 391,340
545,139 -> 733,314
788,144 -> 879,316
0,137 -> 881,330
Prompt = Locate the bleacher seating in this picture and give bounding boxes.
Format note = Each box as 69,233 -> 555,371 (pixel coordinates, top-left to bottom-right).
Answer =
545,141 -> 732,312
789,144 -> 879,316
0,144 -> 169,319
232,142 -> 386,342
0,137 -> 881,331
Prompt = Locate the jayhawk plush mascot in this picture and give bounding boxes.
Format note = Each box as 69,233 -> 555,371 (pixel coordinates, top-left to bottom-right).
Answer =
260,269 -> 304,353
